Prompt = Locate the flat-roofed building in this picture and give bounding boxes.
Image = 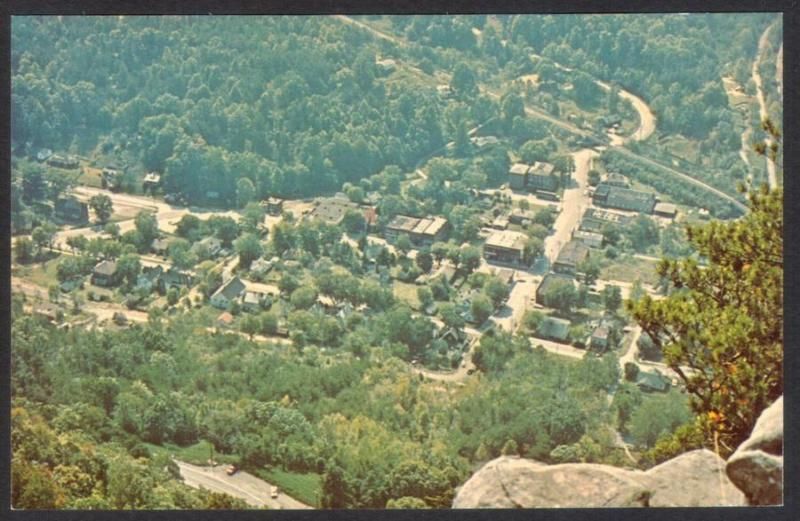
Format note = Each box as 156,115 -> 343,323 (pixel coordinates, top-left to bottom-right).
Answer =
508,163 -> 529,190
483,230 -> 528,266
572,229 -> 604,249
527,161 -> 558,192
653,202 -> 678,219
553,240 -> 590,275
593,184 -> 656,214
579,207 -> 634,233
385,215 -> 449,246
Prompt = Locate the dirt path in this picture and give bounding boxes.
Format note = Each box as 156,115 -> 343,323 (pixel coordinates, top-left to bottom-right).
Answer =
176,460 -> 312,509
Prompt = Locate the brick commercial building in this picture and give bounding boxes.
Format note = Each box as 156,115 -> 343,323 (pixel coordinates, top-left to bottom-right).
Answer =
553,240 -> 590,275
385,215 -> 449,247
483,230 -> 528,266
508,162 -> 558,192
592,183 -> 656,214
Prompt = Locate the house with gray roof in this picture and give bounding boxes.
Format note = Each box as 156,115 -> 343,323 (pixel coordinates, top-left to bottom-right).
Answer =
210,276 -> 246,309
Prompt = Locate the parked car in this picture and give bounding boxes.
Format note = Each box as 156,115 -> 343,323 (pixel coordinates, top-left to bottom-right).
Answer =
270,486 -> 279,498
226,465 -> 238,476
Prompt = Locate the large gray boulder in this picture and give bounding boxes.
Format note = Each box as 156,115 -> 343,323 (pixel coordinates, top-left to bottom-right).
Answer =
453,449 -> 745,508
726,396 -> 783,505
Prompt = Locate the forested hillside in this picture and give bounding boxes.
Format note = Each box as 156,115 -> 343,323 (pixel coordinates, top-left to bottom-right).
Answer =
12,16 -> 454,202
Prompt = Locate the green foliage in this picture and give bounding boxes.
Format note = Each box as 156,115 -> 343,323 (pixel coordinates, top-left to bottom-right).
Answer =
629,390 -> 692,449
89,194 -> 114,224
628,186 -> 782,453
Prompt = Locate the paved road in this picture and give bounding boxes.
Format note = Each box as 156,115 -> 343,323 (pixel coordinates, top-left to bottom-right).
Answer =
176,460 -> 312,510
544,148 -> 596,263
752,21 -> 780,190
777,43 -> 783,100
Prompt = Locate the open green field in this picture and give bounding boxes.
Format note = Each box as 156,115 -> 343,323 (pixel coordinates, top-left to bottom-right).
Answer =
393,281 -> 421,309
601,257 -> 659,285
143,440 -> 238,466
254,467 -> 322,508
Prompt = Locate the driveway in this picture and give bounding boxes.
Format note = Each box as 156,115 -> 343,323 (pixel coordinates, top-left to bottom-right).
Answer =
176,460 -> 312,509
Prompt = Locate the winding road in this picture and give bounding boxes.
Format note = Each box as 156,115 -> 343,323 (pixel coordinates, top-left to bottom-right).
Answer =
333,15 -> 747,214
752,22 -> 780,190
176,460 -> 312,509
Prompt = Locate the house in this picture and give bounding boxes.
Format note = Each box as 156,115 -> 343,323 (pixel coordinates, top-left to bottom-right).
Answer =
436,326 -> 470,350
470,136 -> 500,149
483,230 -> 527,266
592,184 -> 656,214
636,370 -> 671,393
158,267 -> 193,293
48,154 -> 79,169
91,260 -> 120,287
193,237 -> 222,258
385,215 -> 449,247
249,257 -> 274,277
150,237 -> 172,257
527,162 -> 558,192
217,311 -> 235,328
509,209 -> 537,226
136,265 -> 163,292
653,202 -> 678,219
553,240 -> 590,275
579,208 -> 633,233
590,325 -> 610,350
490,214 -> 510,230
241,291 -> 264,312
572,229 -> 604,249
262,197 -> 284,216
36,149 -> 53,162
101,167 -> 121,189
210,277 -> 246,309
33,302 -> 61,323
54,197 -> 89,224
436,84 -> 453,98
535,273 -> 576,306
316,294 -> 338,314
142,172 -> 161,192
508,163 -> 529,190
535,317 -> 571,342
602,172 -> 630,188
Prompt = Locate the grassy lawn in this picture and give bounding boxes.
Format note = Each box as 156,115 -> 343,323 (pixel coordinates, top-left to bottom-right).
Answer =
254,467 -> 322,508
143,440 -> 238,466
393,281 -> 421,309
20,255 -> 61,288
601,257 -> 659,285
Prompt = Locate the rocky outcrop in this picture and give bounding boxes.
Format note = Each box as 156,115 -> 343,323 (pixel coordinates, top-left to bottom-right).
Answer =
726,396 -> 783,505
453,450 -> 745,508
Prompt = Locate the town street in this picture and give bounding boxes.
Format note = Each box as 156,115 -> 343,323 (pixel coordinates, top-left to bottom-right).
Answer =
544,148 -> 597,263
176,460 -> 312,510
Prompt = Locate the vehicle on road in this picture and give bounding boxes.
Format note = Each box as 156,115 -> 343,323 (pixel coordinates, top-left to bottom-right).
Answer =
226,465 -> 238,476
270,486 -> 279,498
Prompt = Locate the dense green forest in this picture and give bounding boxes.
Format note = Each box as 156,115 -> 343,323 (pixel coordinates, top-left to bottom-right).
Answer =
16,300 -> 690,508
11,14 -> 776,208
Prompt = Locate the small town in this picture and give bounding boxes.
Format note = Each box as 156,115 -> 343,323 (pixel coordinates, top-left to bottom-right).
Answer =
9,12 -> 783,511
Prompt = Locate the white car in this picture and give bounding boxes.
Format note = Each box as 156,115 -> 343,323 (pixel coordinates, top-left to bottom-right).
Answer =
270,486 -> 279,499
